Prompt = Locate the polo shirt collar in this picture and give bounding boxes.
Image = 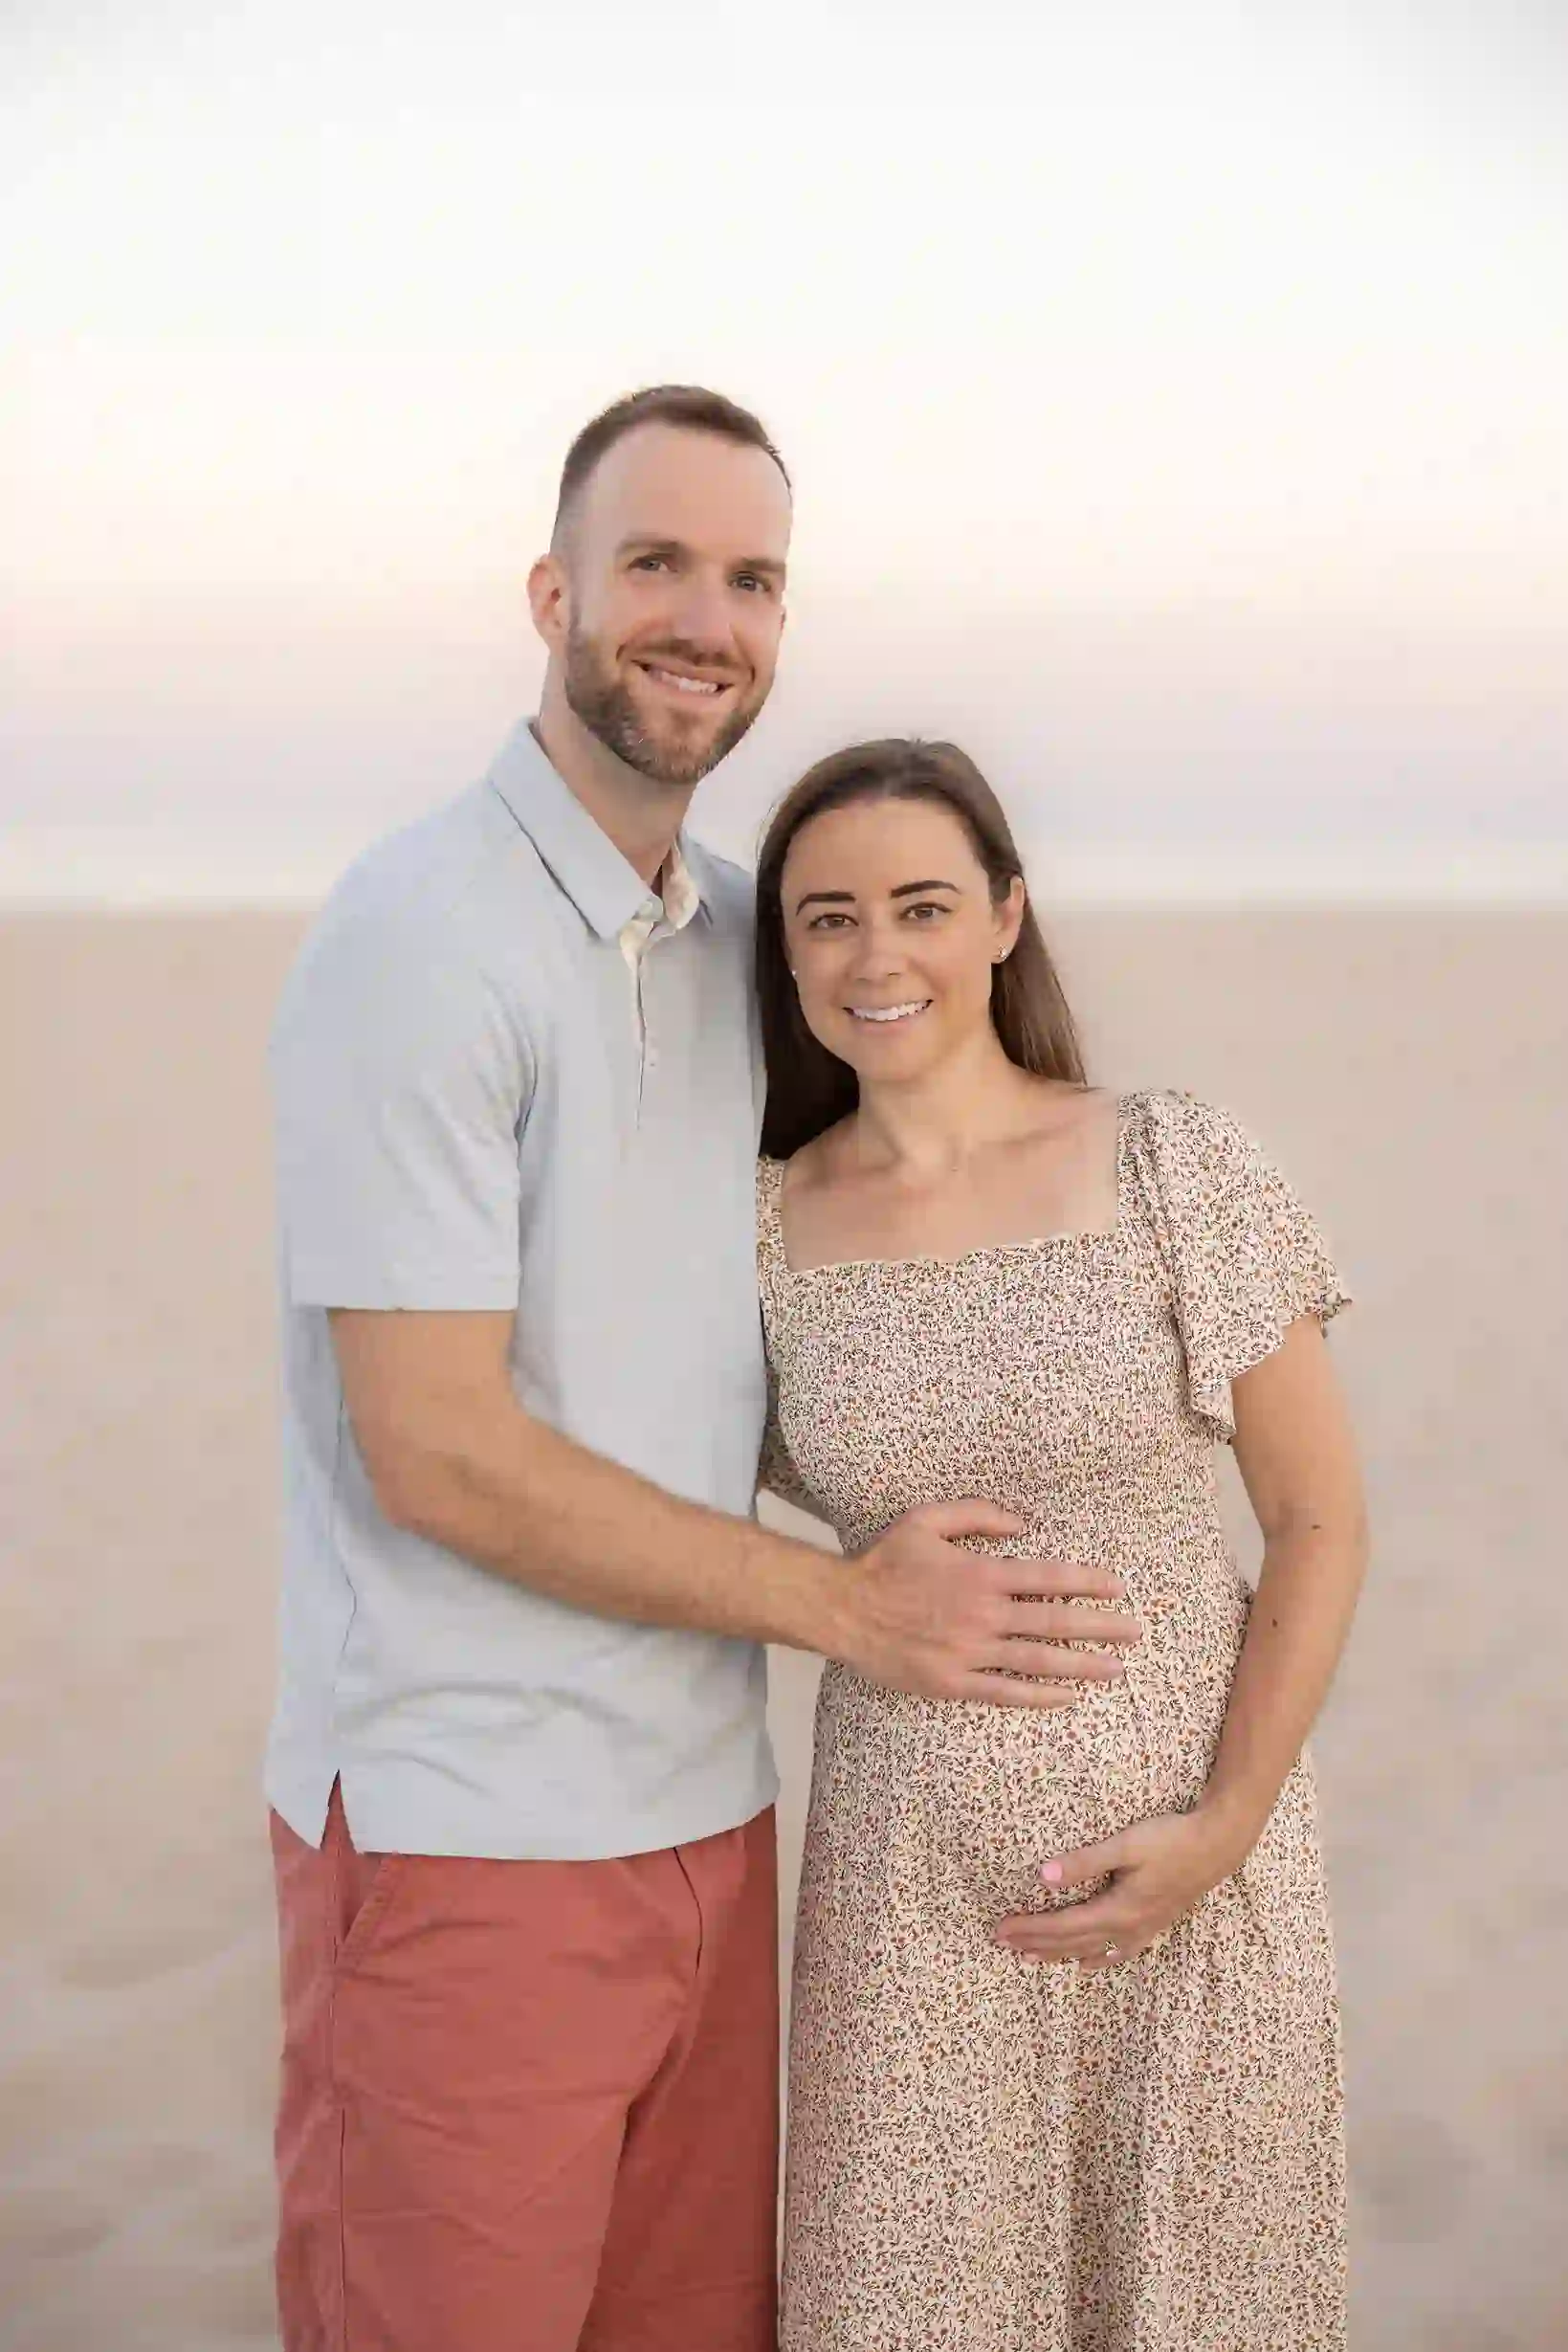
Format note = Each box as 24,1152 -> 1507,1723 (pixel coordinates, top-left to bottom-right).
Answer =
487,719 -> 714,942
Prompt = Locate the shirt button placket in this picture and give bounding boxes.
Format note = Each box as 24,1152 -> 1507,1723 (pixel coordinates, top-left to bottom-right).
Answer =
641,931 -> 663,1114
633,900 -> 660,1126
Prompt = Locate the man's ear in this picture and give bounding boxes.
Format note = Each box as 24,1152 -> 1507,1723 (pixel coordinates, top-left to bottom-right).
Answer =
526,550 -> 569,656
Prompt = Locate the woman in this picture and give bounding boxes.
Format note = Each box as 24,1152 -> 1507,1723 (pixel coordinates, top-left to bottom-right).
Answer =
754,739 -> 1368,2352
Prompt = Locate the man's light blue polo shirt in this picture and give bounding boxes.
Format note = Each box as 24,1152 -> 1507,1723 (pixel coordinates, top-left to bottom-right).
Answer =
264,720 -> 779,1860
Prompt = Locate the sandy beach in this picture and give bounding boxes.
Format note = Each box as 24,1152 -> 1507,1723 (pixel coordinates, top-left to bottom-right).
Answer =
3,904 -> 1565,2352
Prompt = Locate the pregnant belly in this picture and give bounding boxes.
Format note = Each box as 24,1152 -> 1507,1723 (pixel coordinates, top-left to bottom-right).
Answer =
806,1573 -> 1250,1925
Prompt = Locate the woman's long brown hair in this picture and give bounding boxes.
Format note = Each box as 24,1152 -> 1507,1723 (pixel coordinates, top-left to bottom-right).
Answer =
756,738 -> 1087,1160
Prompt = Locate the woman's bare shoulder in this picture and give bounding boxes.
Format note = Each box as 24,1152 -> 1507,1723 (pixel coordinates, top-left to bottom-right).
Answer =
778,1117 -> 857,1200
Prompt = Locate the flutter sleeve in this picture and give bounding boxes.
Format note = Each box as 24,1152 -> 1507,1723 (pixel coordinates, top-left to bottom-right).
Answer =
1131,1089 -> 1352,1442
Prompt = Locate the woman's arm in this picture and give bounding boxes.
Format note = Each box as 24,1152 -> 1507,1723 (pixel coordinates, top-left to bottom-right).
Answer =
993,1314 -> 1368,1966
1191,1315 -> 1369,1852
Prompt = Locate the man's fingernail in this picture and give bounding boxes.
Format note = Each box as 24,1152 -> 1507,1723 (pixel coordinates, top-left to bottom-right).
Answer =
1040,1860 -> 1064,1885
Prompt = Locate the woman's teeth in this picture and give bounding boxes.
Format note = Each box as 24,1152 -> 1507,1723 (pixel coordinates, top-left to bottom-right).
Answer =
849,1001 -> 931,1023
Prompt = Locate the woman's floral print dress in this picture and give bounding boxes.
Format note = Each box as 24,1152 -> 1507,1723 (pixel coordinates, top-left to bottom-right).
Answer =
757,1090 -> 1352,2352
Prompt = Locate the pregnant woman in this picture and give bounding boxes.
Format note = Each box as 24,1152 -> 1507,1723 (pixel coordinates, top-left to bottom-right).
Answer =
754,740 -> 1368,2352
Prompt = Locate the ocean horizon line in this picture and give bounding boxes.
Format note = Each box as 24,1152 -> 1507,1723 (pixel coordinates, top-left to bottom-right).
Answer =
4,828 -> 1568,913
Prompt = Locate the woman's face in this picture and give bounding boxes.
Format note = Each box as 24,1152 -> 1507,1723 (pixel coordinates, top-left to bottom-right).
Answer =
778,794 -> 1025,1087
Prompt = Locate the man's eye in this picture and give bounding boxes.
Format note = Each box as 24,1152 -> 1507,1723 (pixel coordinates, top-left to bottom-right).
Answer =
631,554 -> 669,573
734,572 -> 771,594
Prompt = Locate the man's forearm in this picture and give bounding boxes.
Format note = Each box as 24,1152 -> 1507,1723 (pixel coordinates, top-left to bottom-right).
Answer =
386,1397 -> 849,1656
334,1309 -> 1138,1710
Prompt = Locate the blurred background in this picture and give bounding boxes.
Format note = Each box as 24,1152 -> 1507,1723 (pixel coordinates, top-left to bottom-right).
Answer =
3,3 -> 1566,2346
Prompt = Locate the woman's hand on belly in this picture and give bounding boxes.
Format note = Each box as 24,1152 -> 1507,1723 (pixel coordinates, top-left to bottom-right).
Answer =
990,1807 -> 1251,1970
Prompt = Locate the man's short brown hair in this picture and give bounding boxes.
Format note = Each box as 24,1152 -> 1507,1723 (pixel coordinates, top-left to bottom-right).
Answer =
552,385 -> 789,544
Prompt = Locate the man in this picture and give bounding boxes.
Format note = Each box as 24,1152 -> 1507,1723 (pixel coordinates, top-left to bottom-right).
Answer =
266,385 -> 1137,2352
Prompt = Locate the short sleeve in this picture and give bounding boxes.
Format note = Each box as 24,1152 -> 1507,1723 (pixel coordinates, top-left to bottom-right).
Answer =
272,902 -> 533,1311
1131,1090 -> 1351,1441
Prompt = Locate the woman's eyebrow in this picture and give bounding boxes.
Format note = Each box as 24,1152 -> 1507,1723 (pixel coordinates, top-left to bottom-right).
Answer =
793,877 -> 961,914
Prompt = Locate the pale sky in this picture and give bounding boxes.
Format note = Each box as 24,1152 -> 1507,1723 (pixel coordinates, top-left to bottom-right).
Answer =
3,0 -> 1566,900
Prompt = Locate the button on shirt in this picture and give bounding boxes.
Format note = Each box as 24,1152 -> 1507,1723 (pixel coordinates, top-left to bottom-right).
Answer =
265,720 -> 776,1860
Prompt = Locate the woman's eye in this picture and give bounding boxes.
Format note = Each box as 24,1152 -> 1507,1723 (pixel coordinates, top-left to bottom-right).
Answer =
807,912 -> 850,931
903,902 -> 945,921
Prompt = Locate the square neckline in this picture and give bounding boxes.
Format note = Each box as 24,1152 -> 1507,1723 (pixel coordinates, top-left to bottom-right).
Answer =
763,1091 -> 1135,1281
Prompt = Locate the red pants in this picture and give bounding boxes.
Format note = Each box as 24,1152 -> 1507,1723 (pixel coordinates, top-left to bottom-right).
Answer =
270,1785 -> 780,2352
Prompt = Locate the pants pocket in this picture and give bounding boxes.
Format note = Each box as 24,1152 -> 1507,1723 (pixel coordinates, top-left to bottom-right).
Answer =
326,1781 -> 409,1967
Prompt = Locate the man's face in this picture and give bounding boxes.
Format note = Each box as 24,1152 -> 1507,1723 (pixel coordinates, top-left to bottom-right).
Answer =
545,422 -> 791,788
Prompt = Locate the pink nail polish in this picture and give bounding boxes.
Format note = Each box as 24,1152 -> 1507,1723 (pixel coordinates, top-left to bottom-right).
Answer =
1040,1860 -> 1064,1885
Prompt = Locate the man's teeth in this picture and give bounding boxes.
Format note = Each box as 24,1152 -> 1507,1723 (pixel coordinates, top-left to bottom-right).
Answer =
648,667 -> 722,696
849,1001 -> 931,1023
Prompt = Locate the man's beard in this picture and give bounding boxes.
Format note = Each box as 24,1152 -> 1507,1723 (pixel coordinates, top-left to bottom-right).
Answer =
562,623 -> 762,787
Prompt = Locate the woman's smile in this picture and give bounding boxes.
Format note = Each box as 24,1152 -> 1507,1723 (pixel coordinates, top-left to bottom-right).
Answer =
846,999 -> 933,1024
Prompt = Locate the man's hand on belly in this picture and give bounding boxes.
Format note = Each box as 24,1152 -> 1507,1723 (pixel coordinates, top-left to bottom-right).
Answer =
832,1499 -> 1142,1711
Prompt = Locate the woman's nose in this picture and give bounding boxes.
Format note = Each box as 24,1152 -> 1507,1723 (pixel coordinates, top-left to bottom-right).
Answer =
847,922 -> 904,981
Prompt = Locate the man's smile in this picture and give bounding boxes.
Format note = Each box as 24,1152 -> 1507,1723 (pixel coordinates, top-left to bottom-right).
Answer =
633,660 -> 736,702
